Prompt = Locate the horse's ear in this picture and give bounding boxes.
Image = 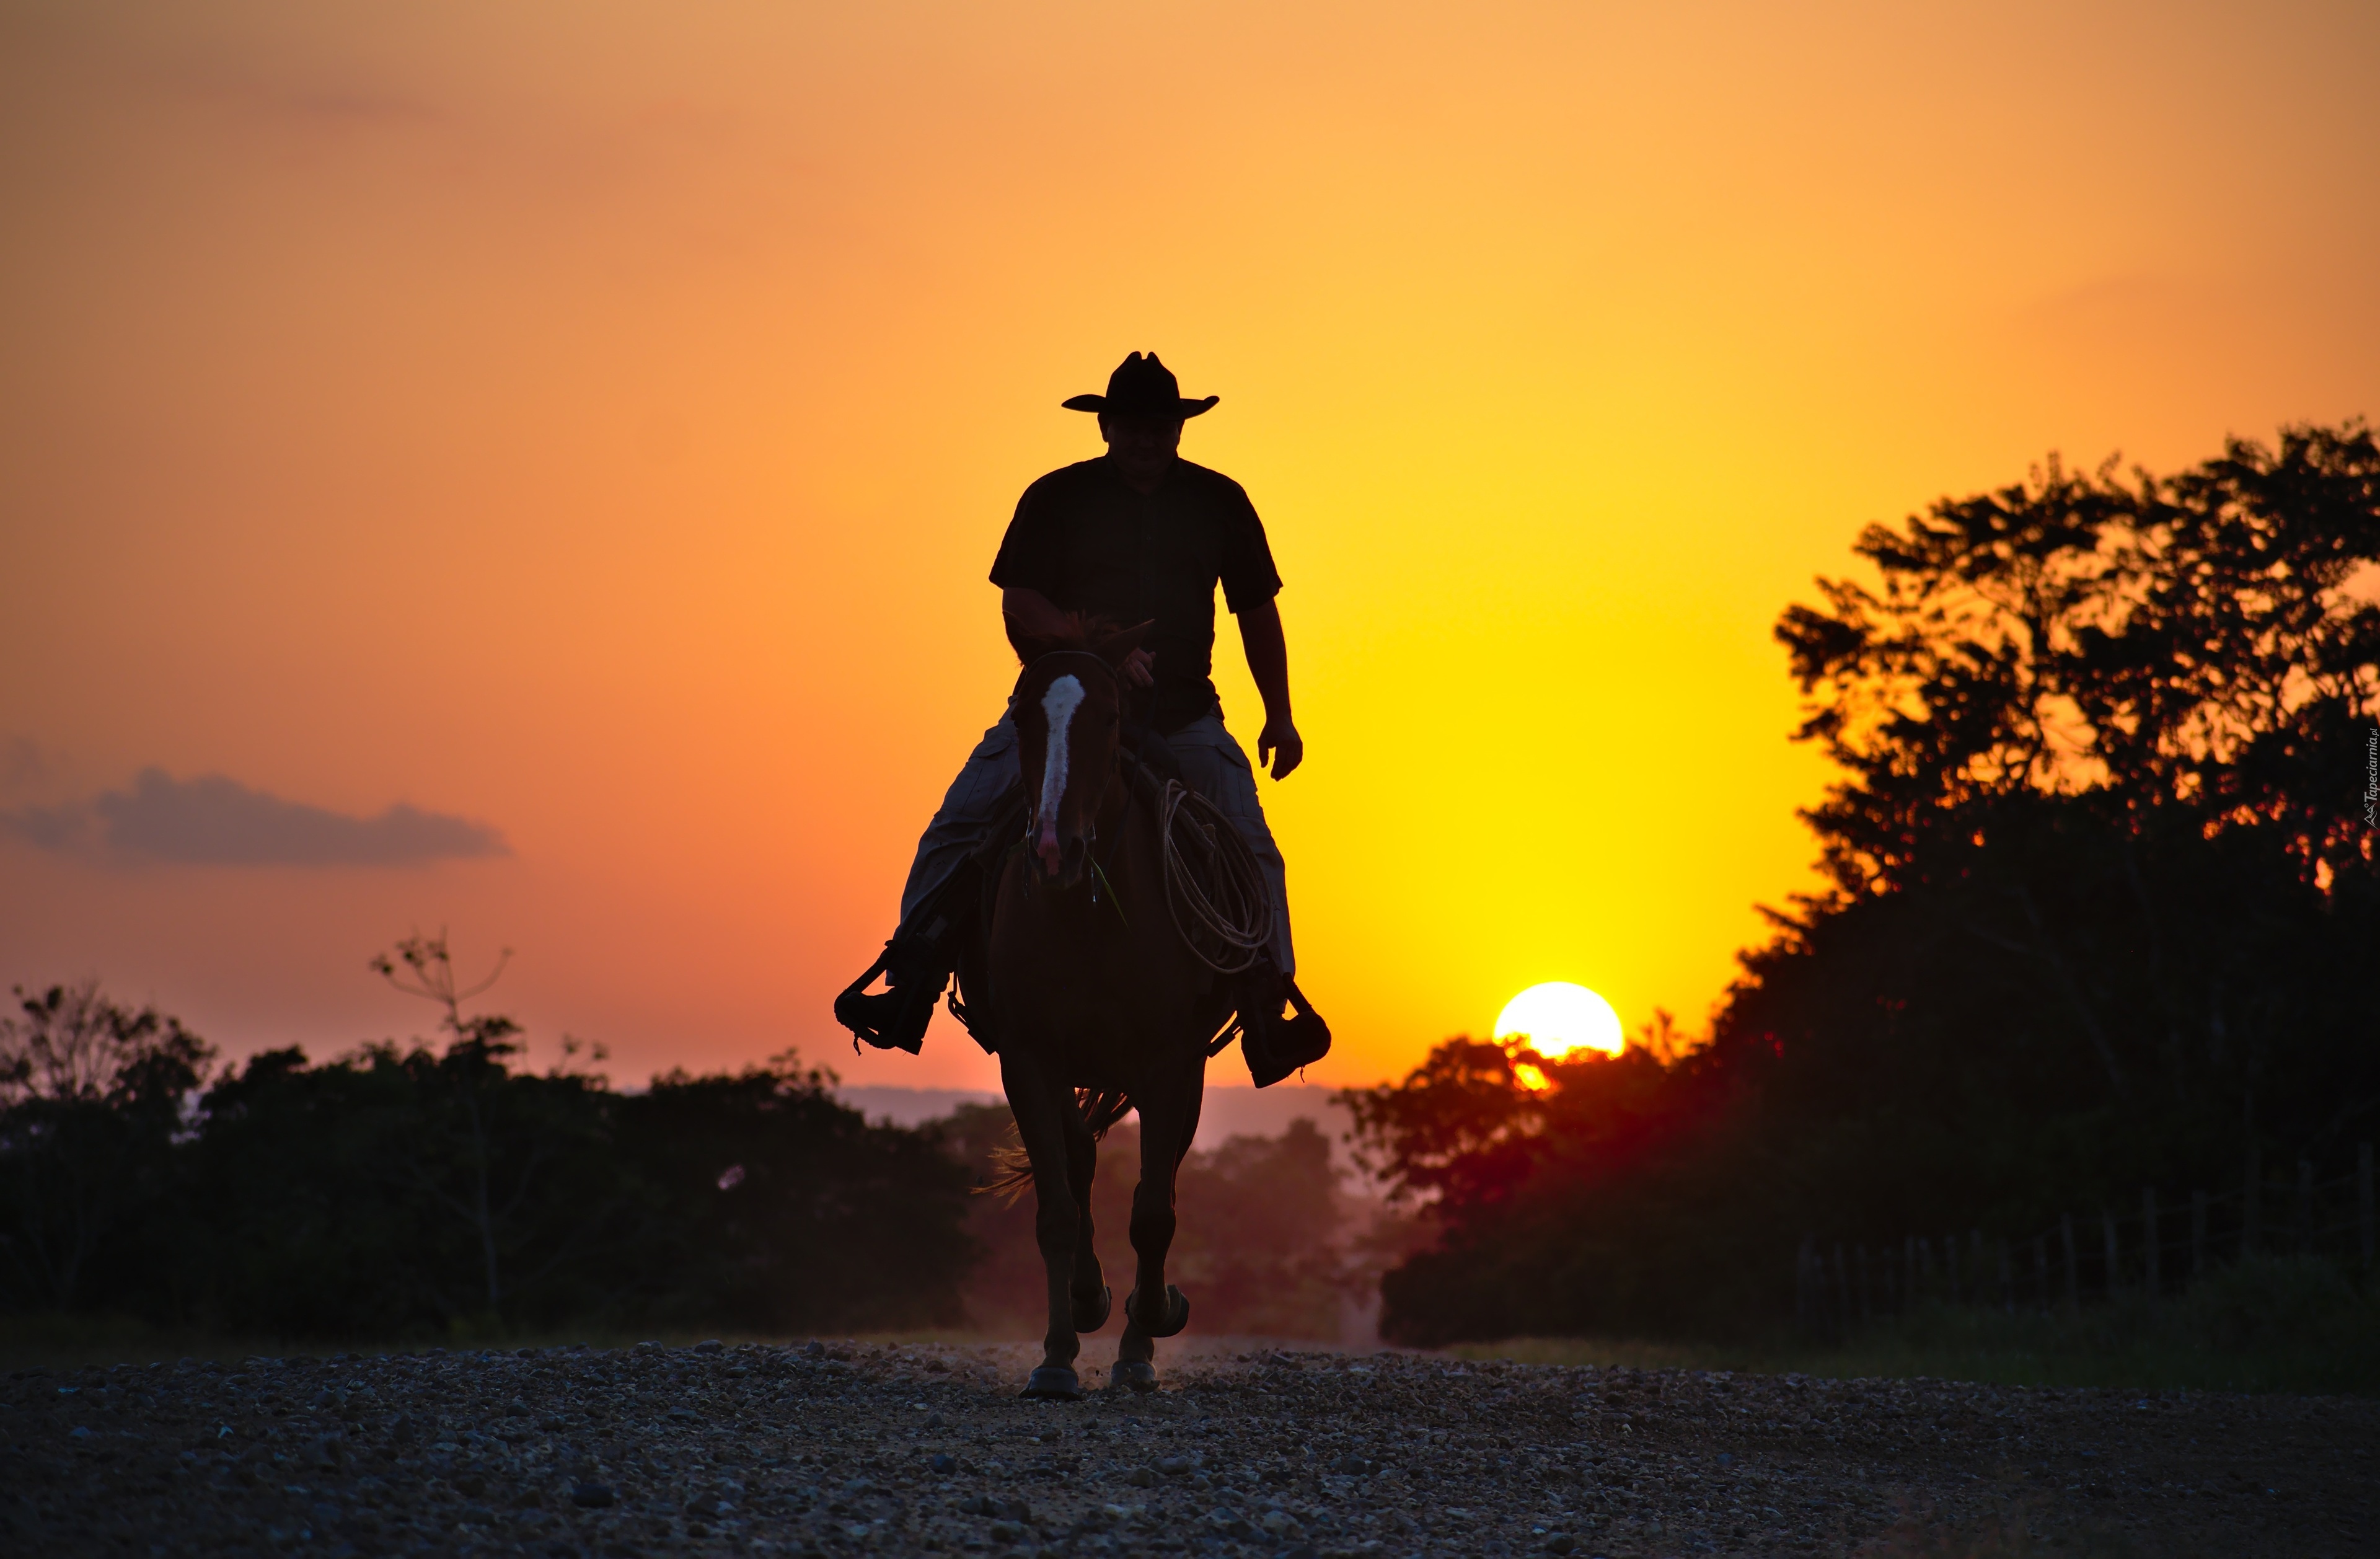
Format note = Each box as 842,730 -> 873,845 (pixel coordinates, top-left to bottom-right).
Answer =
1092,620 -> 1155,668
1005,619 -> 1052,665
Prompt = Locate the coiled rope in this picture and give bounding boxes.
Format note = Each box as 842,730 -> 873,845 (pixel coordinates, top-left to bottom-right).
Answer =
1157,780 -> 1275,974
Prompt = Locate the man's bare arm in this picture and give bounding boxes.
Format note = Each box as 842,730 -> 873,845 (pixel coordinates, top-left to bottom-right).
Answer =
1003,587 -> 1154,686
1238,597 -> 1303,780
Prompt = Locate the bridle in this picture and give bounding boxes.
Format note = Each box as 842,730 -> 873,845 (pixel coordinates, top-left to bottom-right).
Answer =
1015,648 -> 1134,910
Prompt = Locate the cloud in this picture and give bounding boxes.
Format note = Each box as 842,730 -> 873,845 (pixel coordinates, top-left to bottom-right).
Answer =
1,736 -> 51,794
2,767 -> 508,867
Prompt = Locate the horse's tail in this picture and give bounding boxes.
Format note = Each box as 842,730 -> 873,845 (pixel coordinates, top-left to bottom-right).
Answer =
973,1088 -> 1135,1204
1078,1088 -> 1134,1137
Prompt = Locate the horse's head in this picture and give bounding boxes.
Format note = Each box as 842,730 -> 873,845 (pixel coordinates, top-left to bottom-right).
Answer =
1012,621 -> 1152,890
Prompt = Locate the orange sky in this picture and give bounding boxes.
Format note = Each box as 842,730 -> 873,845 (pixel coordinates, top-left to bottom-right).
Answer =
4,0 -> 2376,1092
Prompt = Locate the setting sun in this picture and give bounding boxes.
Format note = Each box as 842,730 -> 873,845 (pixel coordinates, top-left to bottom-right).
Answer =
1493,982 -> 1626,1059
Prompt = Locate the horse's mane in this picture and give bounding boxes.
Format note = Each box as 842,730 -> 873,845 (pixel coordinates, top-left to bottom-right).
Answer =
1006,611 -> 1125,665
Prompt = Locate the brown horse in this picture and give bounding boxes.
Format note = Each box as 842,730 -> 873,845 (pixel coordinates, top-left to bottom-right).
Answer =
983,621 -> 1237,1398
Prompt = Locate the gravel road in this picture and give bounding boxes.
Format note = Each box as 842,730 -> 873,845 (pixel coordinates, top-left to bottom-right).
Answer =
6,1335 -> 2374,1558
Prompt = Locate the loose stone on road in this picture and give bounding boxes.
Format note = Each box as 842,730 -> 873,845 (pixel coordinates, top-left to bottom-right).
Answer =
4,1338 -> 2373,1556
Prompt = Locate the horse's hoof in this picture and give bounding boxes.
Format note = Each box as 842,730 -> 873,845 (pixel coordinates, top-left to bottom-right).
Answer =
1109,1359 -> 1158,1393
1126,1284 -> 1191,1339
1072,1283 -> 1113,1332
1020,1366 -> 1083,1401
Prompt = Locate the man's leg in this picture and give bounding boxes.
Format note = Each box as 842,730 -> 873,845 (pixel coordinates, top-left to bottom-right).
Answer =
899,713 -> 1021,925
1163,715 -> 1326,1086
834,713 -> 1019,1051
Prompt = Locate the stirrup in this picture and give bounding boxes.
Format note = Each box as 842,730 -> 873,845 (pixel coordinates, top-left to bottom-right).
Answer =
1238,971 -> 1331,1088
832,942 -> 944,1054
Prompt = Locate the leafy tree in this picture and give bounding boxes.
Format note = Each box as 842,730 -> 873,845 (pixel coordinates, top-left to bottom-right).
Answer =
188,1039 -> 635,1336
948,1103 -> 1360,1340
1345,1033 -> 1761,1343
1761,421 -> 2379,1190
368,933 -> 602,1318
0,983 -> 213,1312
1352,422 -> 2380,1344
2,961 -> 982,1340
1172,1118 -> 1352,1338
613,1054 -> 976,1333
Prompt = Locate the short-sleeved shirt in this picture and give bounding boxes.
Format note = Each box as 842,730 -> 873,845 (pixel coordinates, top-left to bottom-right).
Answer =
990,456 -> 1284,733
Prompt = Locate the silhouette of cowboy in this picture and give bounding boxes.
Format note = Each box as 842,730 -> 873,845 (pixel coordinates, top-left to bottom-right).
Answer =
835,352 -> 1328,1085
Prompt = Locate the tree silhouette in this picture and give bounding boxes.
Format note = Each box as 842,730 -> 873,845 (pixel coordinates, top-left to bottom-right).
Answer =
1351,422 -> 2380,1343
4,969 -> 979,1338
369,932 -> 513,1038
0,983 -> 213,1310
367,933 -> 592,1320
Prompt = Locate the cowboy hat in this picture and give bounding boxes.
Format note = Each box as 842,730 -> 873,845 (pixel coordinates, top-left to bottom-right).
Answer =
1061,351 -> 1219,420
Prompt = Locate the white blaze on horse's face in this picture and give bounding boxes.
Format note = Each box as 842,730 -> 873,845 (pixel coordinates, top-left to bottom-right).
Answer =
1035,673 -> 1086,874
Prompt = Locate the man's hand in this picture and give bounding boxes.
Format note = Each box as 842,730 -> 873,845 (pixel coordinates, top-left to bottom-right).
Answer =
1258,717 -> 1304,780
1122,646 -> 1155,688
1237,598 -> 1300,779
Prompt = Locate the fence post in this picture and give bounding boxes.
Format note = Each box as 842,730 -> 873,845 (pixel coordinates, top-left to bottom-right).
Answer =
2033,1234 -> 2050,1314
1857,1243 -> 1872,1321
1905,1235 -> 1919,1307
2102,1209 -> 2122,1299
2360,1142 -> 2374,1271
2143,1187 -> 2161,1302
2060,1214 -> 2080,1313
1972,1230 -> 1987,1303
1998,1238 -> 2014,1314
1944,1234 -> 1961,1302
2298,1159 -> 2315,1255
2191,1190 -> 2208,1283
2242,1142 -> 2260,1258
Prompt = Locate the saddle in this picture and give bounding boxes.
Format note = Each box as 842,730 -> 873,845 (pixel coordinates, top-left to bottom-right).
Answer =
842,725 -> 1328,1084
943,729 -> 1191,1053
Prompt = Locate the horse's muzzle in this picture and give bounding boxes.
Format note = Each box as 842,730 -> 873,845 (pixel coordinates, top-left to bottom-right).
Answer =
1033,821 -> 1088,890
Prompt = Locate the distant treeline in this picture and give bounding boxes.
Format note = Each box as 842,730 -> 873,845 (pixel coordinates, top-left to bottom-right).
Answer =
0,978 -> 974,1338
0,971 -> 1373,1343
1346,420 -> 2380,1345
947,1107 -> 1374,1341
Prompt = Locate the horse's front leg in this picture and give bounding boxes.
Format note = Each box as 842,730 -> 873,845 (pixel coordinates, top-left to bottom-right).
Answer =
1000,1049 -> 1086,1400
1063,1106 -> 1112,1333
1114,1049 -> 1202,1391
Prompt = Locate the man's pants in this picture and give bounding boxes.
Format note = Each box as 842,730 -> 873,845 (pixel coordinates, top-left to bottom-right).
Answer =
897,709 -> 1295,975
